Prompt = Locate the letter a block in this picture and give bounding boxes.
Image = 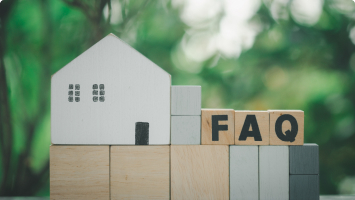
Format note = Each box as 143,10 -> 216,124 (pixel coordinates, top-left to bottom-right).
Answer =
171,145 -> 229,200
201,109 -> 235,145
269,110 -> 304,145
50,145 -> 109,200
235,111 -> 269,145
110,146 -> 170,200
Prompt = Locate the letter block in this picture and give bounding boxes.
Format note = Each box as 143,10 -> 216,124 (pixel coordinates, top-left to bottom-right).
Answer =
235,111 -> 269,145
110,146 -> 170,200
269,110 -> 304,145
171,145 -> 229,200
201,109 -> 235,145
50,145 -> 109,200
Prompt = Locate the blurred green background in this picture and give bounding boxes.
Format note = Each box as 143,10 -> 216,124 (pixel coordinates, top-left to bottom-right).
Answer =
0,0 -> 355,196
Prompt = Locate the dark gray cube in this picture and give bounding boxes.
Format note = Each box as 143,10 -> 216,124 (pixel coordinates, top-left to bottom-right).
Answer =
290,144 -> 319,174
290,175 -> 319,200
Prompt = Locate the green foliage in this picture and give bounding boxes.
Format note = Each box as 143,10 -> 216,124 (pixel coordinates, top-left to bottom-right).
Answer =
0,0 -> 355,196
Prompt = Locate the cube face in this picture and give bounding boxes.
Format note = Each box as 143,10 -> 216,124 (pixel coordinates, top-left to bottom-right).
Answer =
269,110 -> 304,145
259,146 -> 289,200
171,86 -> 201,116
201,109 -> 235,145
290,144 -> 319,174
110,146 -> 170,200
171,145 -> 229,200
171,116 -> 201,145
50,146 -> 109,200
235,111 -> 269,145
230,146 -> 259,200
290,175 -> 319,200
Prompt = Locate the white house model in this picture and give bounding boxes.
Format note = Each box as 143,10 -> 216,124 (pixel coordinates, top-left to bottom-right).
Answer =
51,34 -> 171,145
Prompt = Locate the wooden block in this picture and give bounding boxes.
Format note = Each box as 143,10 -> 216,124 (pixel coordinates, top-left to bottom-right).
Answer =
171,86 -> 201,115
290,144 -> 319,174
290,175 -> 319,200
110,146 -> 169,200
259,146 -> 289,200
269,110 -> 304,145
230,146 -> 258,200
235,111 -> 269,145
171,116 -> 201,145
201,109 -> 235,145
51,34 -> 171,145
50,145 -> 109,200
171,145 -> 229,200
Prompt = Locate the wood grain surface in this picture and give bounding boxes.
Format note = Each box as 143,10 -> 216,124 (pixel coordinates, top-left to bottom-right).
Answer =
230,146 -> 259,200
50,145 -> 109,200
235,111 -> 269,145
171,86 -> 201,115
259,146 -> 289,200
269,110 -> 304,145
171,145 -> 229,200
110,146 -> 170,200
290,144 -> 319,174
201,109 -> 235,145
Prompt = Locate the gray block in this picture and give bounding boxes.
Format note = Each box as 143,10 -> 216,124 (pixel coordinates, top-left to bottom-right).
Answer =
171,86 -> 201,115
290,175 -> 319,200
230,146 -> 258,200
171,116 -> 201,144
260,146 -> 289,200
290,144 -> 319,174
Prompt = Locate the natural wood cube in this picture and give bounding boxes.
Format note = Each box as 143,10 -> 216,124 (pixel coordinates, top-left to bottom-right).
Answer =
235,111 -> 269,145
269,110 -> 304,145
171,145 -> 229,200
201,109 -> 235,145
110,146 -> 170,200
50,145 -> 109,200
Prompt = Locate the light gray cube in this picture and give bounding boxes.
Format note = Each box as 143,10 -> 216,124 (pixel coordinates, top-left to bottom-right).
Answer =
171,116 -> 201,144
171,86 -> 201,115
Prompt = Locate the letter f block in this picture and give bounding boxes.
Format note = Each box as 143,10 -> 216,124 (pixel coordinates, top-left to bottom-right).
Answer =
201,109 -> 235,145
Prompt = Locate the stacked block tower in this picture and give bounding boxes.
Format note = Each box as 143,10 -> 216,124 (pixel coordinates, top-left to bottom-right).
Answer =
50,34 -> 319,200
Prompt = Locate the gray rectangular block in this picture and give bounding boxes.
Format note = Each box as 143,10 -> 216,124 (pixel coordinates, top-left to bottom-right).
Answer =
171,86 -> 201,115
171,116 -> 201,144
290,175 -> 319,200
260,146 -> 289,200
230,146 -> 258,200
290,144 -> 319,174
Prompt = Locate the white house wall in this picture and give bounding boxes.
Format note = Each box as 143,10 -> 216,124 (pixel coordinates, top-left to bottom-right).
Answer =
51,34 -> 171,145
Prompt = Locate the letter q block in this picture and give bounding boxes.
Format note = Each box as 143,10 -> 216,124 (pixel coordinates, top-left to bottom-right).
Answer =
269,110 -> 304,145
201,109 -> 234,145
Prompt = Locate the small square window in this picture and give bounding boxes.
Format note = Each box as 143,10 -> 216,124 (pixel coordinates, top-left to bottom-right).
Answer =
68,91 -> 73,96
69,84 -> 73,89
93,96 -> 98,102
75,84 -> 80,90
93,90 -> 98,95
93,84 -> 98,89
75,97 -> 80,102
99,84 -> 104,90
100,90 -> 105,95
75,91 -> 80,96
68,96 -> 73,102
99,96 -> 105,102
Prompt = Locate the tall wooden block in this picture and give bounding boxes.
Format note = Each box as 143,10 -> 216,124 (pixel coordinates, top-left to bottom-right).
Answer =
269,110 -> 304,145
110,146 -> 169,200
235,111 -> 269,145
290,144 -> 319,174
230,146 -> 258,200
171,116 -> 201,145
259,146 -> 289,200
171,86 -> 201,115
290,175 -> 319,200
201,109 -> 235,145
171,145 -> 229,200
50,145 -> 109,200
